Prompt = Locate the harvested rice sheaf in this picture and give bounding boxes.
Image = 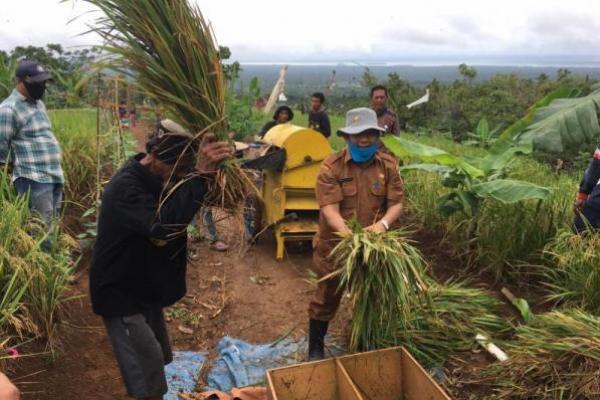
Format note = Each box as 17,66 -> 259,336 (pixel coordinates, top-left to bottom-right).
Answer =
85,0 -> 253,209
330,225 -> 509,367
481,309 -> 600,400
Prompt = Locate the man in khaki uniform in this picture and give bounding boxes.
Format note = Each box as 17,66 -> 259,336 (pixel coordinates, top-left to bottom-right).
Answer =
308,107 -> 404,360
370,85 -> 399,135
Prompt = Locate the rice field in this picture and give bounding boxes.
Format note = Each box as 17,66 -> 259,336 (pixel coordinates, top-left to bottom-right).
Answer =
1,106 -> 598,399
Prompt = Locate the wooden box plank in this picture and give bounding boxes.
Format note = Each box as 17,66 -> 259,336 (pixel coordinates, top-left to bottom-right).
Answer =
267,359 -> 363,400
401,348 -> 451,400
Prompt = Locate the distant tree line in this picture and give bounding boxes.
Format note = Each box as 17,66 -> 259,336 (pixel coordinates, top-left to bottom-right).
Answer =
287,64 -> 597,141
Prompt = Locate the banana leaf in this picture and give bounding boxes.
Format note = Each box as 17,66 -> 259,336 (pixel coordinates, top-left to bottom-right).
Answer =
471,179 -> 551,203
382,136 -> 484,178
516,89 -> 600,154
498,86 -> 581,141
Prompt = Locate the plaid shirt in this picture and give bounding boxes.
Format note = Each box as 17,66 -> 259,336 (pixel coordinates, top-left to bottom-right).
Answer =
0,89 -> 64,184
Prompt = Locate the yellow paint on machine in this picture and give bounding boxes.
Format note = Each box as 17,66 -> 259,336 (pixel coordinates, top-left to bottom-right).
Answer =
262,124 -> 333,260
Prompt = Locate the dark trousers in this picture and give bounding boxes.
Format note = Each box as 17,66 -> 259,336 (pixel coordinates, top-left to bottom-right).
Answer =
574,197 -> 600,233
103,308 -> 172,398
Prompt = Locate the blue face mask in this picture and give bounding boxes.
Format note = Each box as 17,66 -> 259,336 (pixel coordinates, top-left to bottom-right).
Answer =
348,142 -> 378,163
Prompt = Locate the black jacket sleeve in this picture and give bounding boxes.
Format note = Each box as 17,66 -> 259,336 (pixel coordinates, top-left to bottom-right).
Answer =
579,145 -> 600,194
321,113 -> 331,138
259,121 -> 276,138
107,175 -> 207,240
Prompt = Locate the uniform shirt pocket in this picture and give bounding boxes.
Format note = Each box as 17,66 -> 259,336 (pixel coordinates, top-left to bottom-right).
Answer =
340,182 -> 358,216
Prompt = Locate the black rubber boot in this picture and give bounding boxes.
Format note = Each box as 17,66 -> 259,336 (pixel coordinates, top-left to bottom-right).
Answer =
308,319 -> 329,361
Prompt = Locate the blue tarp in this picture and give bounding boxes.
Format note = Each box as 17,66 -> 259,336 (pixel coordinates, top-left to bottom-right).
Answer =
165,351 -> 207,400
206,336 -> 342,392
205,336 -> 309,392
165,336 -> 344,397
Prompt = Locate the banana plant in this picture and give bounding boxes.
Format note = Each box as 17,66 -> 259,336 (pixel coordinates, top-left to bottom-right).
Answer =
497,86 -> 600,156
51,66 -> 90,108
382,136 -> 551,238
463,117 -> 501,148
515,89 -> 600,154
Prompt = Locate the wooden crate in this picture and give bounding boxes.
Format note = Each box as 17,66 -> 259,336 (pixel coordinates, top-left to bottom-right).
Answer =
337,347 -> 451,400
267,358 -> 362,400
267,347 -> 452,400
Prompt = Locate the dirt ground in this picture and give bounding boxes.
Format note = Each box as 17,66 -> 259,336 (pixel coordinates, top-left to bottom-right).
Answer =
9,217 -> 528,399
11,216 -> 353,399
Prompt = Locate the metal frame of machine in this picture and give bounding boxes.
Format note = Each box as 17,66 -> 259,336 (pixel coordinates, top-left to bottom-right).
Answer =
259,124 -> 332,260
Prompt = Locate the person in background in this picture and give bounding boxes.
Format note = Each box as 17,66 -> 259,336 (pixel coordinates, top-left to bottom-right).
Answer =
90,119 -> 232,400
0,59 -> 63,250
129,105 -> 137,128
370,85 -> 399,136
308,108 -> 404,360
307,92 -> 331,138
0,372 -> 20,400
189,207 -> 229,252
574,143 -> 600,232
259,105 -> 293,138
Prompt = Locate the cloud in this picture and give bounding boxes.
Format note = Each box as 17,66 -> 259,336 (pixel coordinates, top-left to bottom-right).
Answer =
519,11 -> 600,52
2,0 -> 600,62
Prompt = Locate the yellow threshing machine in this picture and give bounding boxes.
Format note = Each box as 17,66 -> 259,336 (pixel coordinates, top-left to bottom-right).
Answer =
247,124 -> 332,260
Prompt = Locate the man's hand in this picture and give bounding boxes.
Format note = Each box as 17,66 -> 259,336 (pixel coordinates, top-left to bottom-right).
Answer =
195,133 -> 233,175
365,222 -> 386,233
0,373 -> 20,400
574,192 -> 589,214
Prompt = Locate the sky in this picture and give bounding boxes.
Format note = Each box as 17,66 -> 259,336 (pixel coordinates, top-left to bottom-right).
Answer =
1,0 -> 600,64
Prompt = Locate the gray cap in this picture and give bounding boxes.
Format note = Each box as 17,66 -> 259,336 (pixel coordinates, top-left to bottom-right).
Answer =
338,107 -> 385,135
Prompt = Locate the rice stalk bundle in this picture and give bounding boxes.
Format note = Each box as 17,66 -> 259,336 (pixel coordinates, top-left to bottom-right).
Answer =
539,229 -> 600,314
330,224 -> 508,367
84,0 -> 251,208
329,225 -> 433,351
482,309 -> 600,400
388,281 -> 510,368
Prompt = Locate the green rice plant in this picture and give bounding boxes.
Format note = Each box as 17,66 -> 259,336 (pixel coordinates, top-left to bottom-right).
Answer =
84,0 -> 253,208
0,169 -> 74,346
328,224 -> 432,351
481,309 -> 600,399
384,281 -> 509,368
538,230 -> 600,314
49,108 -> 103,206
400,169 -> 449,232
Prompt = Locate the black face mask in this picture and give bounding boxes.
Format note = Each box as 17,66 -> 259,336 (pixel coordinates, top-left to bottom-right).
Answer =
24,81 -> 46,101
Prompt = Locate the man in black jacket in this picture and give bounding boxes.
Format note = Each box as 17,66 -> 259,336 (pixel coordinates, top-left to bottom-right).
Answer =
574,143 -> 600,232
89,119 -> 232,400
307,92 -> 331,138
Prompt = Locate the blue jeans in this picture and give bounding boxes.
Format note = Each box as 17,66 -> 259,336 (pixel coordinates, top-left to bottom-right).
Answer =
191,207 -> 219,242
191,206 -> 256,242
14,177 -> 63,250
